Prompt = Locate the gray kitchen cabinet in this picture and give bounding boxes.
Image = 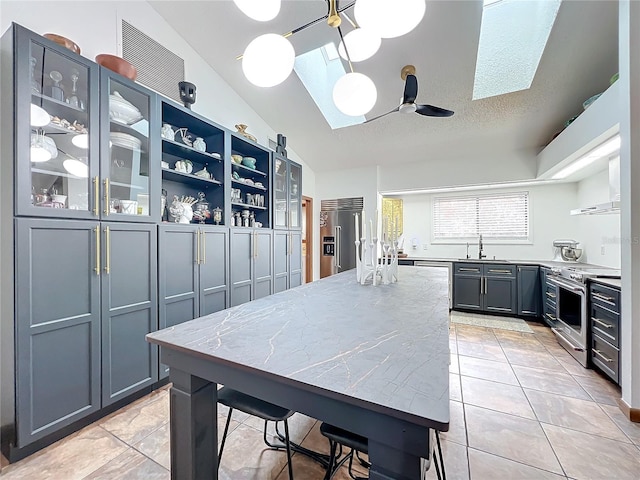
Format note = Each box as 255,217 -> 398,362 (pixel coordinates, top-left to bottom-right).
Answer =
159,224 -> 229,378
589,282 -> 621,384
517,265 -> 540,316
273,230 -> 303,293
453,263 -> 517,314
230,229 -> 273,306
15,219 -> 101,447
101,223 -> 158,406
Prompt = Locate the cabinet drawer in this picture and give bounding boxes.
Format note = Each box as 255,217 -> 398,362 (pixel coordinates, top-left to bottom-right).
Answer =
590,283 -> 620,313
483,264 -> 516,277
398,259 -> 414,266
544,282 -> 557,305
591,335 -> 619,384
454,263 -> 483,275
543,301 -> 556,326
591,304 -> 620,348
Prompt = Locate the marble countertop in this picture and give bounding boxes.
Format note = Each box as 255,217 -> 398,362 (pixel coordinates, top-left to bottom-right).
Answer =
147,267 -> 451,429
400,256 -> 611,270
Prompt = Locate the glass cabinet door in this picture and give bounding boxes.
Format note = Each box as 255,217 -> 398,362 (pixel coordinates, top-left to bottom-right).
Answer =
273,154 -> 288,228
288,161 -> 302,229
101,71 -> 157,222
18,34 -> 99,218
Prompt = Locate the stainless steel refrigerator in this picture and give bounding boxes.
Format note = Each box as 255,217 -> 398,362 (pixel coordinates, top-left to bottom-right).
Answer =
320,197 -> 364,278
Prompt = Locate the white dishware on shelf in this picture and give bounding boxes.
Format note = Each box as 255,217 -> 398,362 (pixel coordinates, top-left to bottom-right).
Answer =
109,91 -> 143,125
119,199 -> 138,215
193,137 -> 206,152
137,194 -> 149,215
161,123 -> 175,140
110,131 -> 142,151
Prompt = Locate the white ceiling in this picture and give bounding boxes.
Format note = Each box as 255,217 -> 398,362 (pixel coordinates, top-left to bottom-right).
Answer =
149,0 -> 619,174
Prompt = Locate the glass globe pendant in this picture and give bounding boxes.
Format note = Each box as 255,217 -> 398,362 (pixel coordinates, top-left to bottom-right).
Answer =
355,0 -> 426,39
338,28 -> 381,62
332,72 -> 377,116
242,34 -> 295,88
233,0 -> 281,22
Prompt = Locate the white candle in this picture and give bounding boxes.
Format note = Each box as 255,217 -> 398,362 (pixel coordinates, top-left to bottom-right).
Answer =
369,219 -> 373,242
374,210 -> 378,239
354,213 -> 359,241
361,209 -> 366,240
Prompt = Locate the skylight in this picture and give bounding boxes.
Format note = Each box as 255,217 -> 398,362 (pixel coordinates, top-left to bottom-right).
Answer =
293,43 -> 365,130
473,0 -> 562,100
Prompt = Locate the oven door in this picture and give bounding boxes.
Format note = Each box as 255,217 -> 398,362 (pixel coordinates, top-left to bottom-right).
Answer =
549,277 -> 588,366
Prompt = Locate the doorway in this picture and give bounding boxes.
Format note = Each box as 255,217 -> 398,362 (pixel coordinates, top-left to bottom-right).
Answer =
302,196 -> 313,283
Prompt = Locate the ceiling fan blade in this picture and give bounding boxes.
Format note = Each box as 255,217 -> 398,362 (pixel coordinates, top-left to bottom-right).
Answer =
403,74 -> 418,104
364,107 -> 400,124
415,104 -> 454,117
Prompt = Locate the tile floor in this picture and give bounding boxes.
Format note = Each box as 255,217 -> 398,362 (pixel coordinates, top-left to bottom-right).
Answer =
2,320 -> 640,479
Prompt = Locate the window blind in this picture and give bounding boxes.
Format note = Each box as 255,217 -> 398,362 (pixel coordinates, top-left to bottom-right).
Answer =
433,192 -> 529,240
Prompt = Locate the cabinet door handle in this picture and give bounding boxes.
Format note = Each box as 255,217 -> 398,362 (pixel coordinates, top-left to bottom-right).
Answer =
592,292 -> 615,304
104,226 -> 111,274
196,230 -> 200,265
546,312 -> 555,320
93,176 -> 99,216
254,231 -> 259,258
592,348 -> 614,363
592,317 -> 613,329
546,291 -> 556,299
459,268 -> 480,273
485,277 -> 488,294
201,230 -> 206,265
94,226 -> 101,276
103,178 -> 110,216
488,269 -> 511,274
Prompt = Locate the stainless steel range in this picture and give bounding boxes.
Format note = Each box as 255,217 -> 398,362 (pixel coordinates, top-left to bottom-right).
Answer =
547,265 -> 621,366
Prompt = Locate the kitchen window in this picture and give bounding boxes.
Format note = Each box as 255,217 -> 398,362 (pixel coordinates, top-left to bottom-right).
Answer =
433,191 -> 529,242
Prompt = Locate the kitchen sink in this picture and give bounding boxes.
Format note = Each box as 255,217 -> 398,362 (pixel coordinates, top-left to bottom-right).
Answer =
457,258 -> 512,264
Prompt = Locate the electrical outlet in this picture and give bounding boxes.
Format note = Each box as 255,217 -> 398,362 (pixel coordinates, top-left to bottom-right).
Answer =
422,244 -> 428,250
601,245 -> 606,255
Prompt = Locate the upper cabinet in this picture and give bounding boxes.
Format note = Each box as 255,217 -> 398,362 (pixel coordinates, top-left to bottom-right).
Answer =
14,25 -> 100,219
273,153 -> 302,230
101,69 -> 160,222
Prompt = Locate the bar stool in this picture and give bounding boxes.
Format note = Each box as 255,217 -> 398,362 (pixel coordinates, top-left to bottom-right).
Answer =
320,423 -> 446,480
217,387 -> 295,479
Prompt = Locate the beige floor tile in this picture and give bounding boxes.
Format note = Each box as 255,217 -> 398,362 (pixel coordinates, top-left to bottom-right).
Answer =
461,376 -> 536,420
243,413 -> 316,446
442,400 -> 467,446
543,423 -> 640,480
133,422 -> 171,470
450,353 -> 460,374
450,338 -> 458,354
493,330 -> 544,352
1,425 -> 128,480
512,365 -> 591,400
467,447 -> 565,480
99,391 -> 169,445
455,325 -> 499,345
82,448 -> 169,479
572,373 -> 621,406
456,340 -> 508,363
450,373 -> 462,401
599,404 -> 640,446
425,439 -> 469,480
524,389 -> 629,442
502,347 -> 562,371
458,355 -> 518,385
465,404 -> 563,474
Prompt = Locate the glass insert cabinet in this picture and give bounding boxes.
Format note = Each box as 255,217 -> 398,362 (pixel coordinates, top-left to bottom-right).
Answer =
273,152 -> 302,230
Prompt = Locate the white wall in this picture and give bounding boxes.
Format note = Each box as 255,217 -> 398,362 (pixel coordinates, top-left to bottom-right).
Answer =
395,183 -> 580,261
576,168 -> 621,267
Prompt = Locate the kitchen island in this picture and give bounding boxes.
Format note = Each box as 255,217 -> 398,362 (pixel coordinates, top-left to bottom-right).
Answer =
147,266 -> 450,480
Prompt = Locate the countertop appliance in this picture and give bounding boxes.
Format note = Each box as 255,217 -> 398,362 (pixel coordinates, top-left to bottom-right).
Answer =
547,264 -> 621,366
552,239 -> 583,262
320,197 -> 363,278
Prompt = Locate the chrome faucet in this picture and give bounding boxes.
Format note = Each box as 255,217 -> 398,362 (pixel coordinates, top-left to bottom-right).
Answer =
478,234 -> 486,259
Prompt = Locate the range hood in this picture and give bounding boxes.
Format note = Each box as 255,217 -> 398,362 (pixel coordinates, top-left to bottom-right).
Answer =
571,156 -> 621,215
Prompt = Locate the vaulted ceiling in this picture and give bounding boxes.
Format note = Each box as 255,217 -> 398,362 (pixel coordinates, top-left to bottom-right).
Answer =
150,0 -> 619,173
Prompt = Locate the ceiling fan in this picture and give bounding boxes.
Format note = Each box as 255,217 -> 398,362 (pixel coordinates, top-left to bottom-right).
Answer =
365,65 -> 454,123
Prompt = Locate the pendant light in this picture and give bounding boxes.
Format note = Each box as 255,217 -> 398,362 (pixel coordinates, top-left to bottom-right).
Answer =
333,72 -> 377,116
337,28 -> 381,62
233,0 -> 281,22
242,33 -> 295,87
355,0 -> 426,39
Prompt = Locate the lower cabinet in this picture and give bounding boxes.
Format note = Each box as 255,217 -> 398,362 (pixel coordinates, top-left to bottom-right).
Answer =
274,230 -> 303,293
589,282 -> 621,384
14,219 -> 158,447
517,265 -> 540,316
453,263 -> 517,314
158,224 -> 229,378
230,229 -> 273,306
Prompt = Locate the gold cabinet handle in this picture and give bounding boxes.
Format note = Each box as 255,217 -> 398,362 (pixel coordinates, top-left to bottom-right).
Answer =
103,178 -> 110,215
93,176 -> 99,216
104,226 -> 111,274
254,231 -> 259,258
201,229 -> 206,265
592,348 -> 614,363
196,230 -> 200,265
592,317 -> 613,329
94,226 -> 101,276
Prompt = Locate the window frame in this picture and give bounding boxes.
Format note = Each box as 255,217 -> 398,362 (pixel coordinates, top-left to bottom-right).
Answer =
431,191 -> 532,245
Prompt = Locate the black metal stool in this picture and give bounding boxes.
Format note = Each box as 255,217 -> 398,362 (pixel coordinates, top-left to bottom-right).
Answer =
217,387 -> 295,479
319,423 -> 446,480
